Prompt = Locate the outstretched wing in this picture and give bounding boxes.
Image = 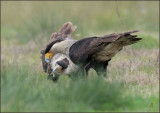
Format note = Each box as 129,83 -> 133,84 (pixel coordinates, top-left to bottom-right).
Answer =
69,30 -> 141,64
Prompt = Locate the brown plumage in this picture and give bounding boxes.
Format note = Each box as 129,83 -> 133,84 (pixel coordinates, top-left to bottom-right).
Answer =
50,22 -> 76,42
40,22 -> 142,81
69,30 -> 141,64
68,30 -> 142,76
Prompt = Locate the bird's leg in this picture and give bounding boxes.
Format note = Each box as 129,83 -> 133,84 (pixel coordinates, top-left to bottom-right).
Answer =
84,61 -> 95,77
84,62 -> 91,77
94,59 -> 111,77
95,67 -> 106,77
103,59 -> 111,77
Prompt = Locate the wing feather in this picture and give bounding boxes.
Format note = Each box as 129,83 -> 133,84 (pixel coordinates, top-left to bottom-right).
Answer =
69,34 -> 120,64
69,30 -> 141,64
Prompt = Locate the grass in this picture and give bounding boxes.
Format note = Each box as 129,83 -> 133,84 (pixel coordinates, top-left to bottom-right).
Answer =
1,61 -> 159,112
131,34 -> 159,49
1,1 -> 159,112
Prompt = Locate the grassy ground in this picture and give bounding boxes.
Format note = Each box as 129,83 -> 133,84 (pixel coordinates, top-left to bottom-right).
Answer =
1,1 -> 159,112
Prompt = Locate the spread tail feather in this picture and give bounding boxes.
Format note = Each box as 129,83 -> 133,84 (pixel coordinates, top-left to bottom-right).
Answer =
116,30 -> 142,46
98,30 -> 142,45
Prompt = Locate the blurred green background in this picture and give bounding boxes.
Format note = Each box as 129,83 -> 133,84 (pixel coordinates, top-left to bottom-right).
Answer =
1,1 -> 159,112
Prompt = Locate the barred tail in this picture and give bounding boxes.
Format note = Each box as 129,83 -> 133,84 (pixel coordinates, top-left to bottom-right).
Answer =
117,30 -> 142,46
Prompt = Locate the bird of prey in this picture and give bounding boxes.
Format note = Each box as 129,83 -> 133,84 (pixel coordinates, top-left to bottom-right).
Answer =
40,22 -> 142,81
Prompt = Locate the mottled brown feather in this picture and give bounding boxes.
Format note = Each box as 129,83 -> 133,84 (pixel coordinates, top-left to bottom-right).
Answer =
69,30 -> 141,64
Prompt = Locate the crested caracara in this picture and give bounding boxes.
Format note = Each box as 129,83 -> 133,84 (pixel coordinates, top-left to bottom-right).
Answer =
40,22 -> 142,81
